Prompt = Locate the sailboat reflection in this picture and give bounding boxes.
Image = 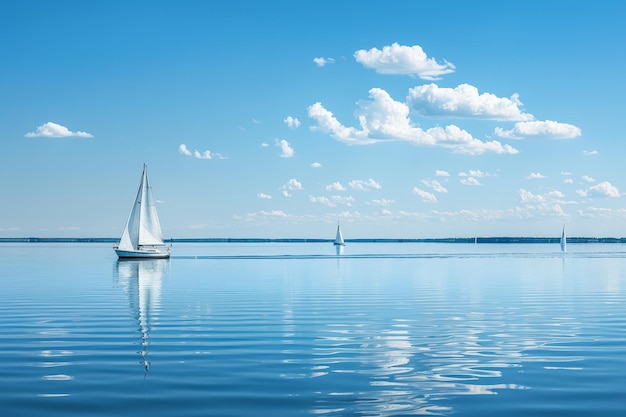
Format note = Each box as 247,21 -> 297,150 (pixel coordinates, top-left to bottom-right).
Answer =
115,259 -> 168,376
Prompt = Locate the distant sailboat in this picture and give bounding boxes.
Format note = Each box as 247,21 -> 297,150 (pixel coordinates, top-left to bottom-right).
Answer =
560,225 -> 566,252
114,164 -> 170,259
333,223 -> 345,246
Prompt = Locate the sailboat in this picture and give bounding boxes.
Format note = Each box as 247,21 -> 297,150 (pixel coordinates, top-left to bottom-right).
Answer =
333,222 -> 345,246
114,164 -> 170,259
560,224 -> 566,252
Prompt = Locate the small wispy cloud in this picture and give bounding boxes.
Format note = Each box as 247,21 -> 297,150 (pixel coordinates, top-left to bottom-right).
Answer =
313,57 -> 335,67
310,162 -> 322,168
495,120 -> 582,139
459,170 -> 489,178
257,193 -> 272,200
435,170 -> 450,177
458,170 -> 486,186
349,178 -> 381,191
25,122 -> 93,138
421,179 -> 448,193
582,150 -> 598,156
284,116 -> 301,129
368,198 -> 395,207
526,172 -> 547,179
309,195 -> 355,207
582,175 -> 595,183
261,142 -> 269,147
460,177 -> 481,186
276,139 -> 295,158
179,144 -> 227,160
412,187 -> 437,202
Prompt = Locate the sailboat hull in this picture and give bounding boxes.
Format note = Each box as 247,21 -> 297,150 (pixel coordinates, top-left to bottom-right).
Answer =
115,247 -> 170,259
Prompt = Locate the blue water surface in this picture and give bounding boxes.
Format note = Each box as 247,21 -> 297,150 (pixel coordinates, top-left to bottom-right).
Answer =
1,242 -> 625,416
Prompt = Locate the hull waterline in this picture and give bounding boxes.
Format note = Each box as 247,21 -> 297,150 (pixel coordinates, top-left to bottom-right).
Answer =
115,248 -> 170,259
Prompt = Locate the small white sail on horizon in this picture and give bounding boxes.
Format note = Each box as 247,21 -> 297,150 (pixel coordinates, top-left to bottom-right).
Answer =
560,225 -> 566,252
115,164 -> 170,259
333,223 -> 345,246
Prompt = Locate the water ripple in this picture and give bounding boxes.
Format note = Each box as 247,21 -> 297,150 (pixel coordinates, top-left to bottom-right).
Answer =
1,244 -> 626,416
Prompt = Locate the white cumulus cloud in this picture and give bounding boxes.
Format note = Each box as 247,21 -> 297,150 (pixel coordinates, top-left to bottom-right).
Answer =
276,139 -> 295,158
257,193 -> 272,200
435,170 -> 450,177
25,122 -> 93,138
519,189 -> 565,203
284,116 -> 300,129
310,162 -> 322,168
495,120 -> 582,139
280,179 -> 303,197
407,83 -> 533,121
576,181 -> 621,198
325,182 -> 346,191
308,88 -> 518,155
354,43 -> 455,80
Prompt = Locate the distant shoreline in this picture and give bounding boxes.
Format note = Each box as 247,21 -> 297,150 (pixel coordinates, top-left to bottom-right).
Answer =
1,237 -> 626,244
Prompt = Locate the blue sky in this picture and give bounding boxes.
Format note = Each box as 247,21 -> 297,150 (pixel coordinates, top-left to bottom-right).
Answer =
1,0 -> 625,239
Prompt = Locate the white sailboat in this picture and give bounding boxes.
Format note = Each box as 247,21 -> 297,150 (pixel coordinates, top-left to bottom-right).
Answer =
114,164 -> 170,259
560,224 -> 566,252
333,223 -> 345,246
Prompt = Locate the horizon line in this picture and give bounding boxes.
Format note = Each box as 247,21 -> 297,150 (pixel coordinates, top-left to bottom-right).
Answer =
1,236 -> 625,244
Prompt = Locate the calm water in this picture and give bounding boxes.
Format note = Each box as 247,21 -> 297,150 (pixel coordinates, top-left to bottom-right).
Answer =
1,242 -> 625,416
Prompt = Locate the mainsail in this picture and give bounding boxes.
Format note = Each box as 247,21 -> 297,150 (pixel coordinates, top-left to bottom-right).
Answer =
117,165 -> 165,252
334,223 -> 345,246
